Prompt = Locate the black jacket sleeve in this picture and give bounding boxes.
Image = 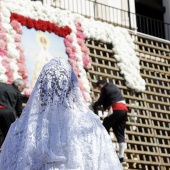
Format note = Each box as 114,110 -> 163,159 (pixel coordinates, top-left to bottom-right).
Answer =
15,92 -> 23,117
93,88 -> 106,110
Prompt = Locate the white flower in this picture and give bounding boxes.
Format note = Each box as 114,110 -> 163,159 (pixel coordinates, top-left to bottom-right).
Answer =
1,15 -> 10,24
10,62 -> 19,72
0,64 -> 6,74
2,23 -> 13,33
7,45 -> 20,59
1,7 -> 10,18
13,72 -> 22,80
0,74 -> 8,83
6,34 -> 15,43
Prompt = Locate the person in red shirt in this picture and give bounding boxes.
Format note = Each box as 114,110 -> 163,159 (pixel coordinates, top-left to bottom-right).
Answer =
93,80 -> 128,163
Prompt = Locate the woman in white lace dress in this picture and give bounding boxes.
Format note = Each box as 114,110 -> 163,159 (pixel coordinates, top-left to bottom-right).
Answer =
0,57 -> 123,170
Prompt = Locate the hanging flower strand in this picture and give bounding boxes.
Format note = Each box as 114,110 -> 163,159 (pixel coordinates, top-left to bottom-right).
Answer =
10,13 -> 72,37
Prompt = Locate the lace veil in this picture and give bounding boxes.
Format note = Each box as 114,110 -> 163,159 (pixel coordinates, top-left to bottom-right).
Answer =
0,57 -> 122,170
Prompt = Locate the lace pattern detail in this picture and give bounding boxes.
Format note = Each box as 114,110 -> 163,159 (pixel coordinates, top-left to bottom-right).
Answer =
0,57 -> 122,170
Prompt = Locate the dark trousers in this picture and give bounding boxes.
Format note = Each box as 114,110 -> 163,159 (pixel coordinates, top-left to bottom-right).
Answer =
0,108 -> 15,141
103,110 -> 127,143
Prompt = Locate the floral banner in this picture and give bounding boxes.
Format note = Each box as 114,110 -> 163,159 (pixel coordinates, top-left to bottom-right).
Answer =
0,0 -> 146,105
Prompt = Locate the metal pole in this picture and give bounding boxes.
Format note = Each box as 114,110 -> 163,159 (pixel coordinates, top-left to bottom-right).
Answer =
127,0 -> 132,29
94,0 -> 97,19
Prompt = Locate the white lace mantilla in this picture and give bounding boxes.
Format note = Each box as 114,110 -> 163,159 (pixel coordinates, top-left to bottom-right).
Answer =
0,57 -> 123,170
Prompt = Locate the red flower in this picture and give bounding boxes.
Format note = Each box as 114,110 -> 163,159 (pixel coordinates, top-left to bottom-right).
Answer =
10,13 -> 72,37
36,20 -> 47,32
18,15 -> 27,26
10,13 -> 20,22
10,13 -> 15,21
46,21 -> 53,33
26,18 -> 35,29
35,19 -> 43,30
64,26 -> 72,34
53,26 -> 60,35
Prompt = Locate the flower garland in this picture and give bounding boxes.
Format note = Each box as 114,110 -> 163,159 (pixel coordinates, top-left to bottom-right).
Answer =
10,19 -> 32,96
0,15 -> 11,83
64,25 -> 92,103
64,35 -> 87,100
74,21 -> 91,69
10,13 -> 72,37
74,16 -> 146,92
74,21 -> 92,102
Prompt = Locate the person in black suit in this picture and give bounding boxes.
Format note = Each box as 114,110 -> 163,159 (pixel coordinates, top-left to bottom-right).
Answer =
0,78 -> 25,145
93,80 -> 128,163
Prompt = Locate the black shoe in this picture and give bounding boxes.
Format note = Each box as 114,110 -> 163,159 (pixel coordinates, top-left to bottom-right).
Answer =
119,157 -> 126,163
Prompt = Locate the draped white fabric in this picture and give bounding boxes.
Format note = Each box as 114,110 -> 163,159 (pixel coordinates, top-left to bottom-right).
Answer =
0,57 -> 123,170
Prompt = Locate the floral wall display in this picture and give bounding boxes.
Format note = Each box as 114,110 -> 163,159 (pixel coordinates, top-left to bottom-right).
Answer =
0,0 -> 146,104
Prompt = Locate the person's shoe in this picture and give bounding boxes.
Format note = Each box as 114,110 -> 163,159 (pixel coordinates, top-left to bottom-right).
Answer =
119,157 -> 126,163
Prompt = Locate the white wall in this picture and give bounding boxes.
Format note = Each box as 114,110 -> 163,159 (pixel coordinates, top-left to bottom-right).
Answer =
43,0 -> 95,17
127,0 -> 137,29
43,0 -> 137,29
94,0 -> 122,24
108,0 -> 136,29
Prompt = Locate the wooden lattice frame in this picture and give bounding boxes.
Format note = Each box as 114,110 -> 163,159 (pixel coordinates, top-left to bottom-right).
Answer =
86,33 -> 170,170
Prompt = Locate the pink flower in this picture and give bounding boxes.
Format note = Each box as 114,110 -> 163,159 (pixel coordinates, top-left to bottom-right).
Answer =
64,39 -> 71,47
0,50 -> 7,56
85,62 -> 92,69
2,62 -> 10,70
81,45 -> 89,53
2,56 -> 10,63
71,46 -> 76,52
14,34 -> 21,42
16,43 -> 24,52
6,71 -> 14,83
68,58 -> 76,67
66,47 -> 73,54
69,53 -> 77,60
64,38 -> 69,43
0,32 -> 6,41
74,21 -> 82,31
11,20 -> 22,34
65,35 -> 73,43
0,23 -> 4,31
76,31 -> 85,40
74,21 -> 81,27
22,73 -> 28,80
17,63 -> 26,73
19,52 -> 25,61
83,57 -> 90,65
83,54 -> 92,69
0,40 -> 6,50
77,39 -> 84,46
17,53 -> 28,80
